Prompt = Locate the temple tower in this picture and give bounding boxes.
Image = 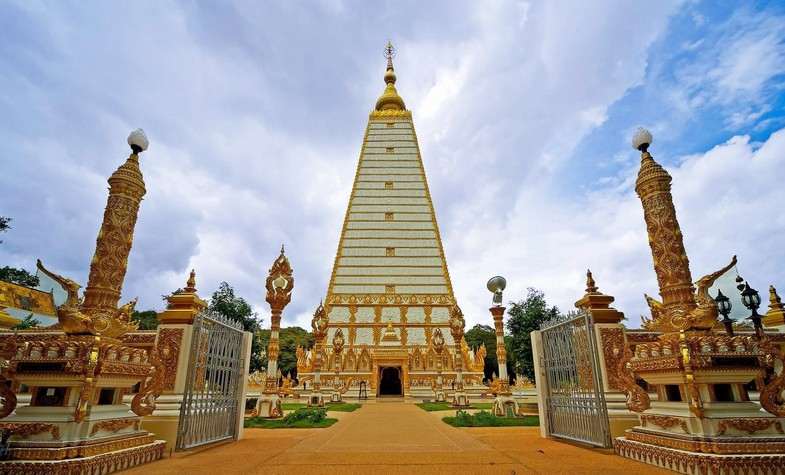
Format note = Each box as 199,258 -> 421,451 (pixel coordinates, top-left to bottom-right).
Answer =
298,43 -> 483,398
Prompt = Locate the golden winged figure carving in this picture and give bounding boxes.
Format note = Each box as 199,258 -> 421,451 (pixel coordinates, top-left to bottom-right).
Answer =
643,256 -> 737,333
36,259 -> 138,338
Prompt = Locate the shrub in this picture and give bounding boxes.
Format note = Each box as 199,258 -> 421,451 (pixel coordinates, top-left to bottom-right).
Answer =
282,407 -> 326,425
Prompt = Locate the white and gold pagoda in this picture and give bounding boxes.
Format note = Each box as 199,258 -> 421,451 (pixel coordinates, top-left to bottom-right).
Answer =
295,43 -> 485,399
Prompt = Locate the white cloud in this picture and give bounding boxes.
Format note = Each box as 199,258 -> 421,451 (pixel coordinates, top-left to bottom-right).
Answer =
449,128 -> 785,328
2,0 -> 783,339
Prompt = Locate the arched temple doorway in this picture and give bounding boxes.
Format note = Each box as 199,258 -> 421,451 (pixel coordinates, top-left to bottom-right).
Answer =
378,366 -> 402,396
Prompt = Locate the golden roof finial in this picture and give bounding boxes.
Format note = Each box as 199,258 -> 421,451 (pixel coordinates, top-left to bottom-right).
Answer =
375,41 -> 406,112
586,269 -> 599,294
185,269 -> 197,293
385,40 -> 395,71
769,285 -> 782,306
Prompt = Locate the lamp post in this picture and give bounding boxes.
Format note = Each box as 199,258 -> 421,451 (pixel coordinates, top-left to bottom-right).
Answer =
715,289 -> 734,336
739,281 -> 764,338
487,276 -> 509,387
487,276 -> 518,417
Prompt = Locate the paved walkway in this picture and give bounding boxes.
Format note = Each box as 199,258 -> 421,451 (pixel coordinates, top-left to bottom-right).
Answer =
125,403 -> 668,474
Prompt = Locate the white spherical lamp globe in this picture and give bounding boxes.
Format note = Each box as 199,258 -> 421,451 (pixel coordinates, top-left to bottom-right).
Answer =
631,127 -> 653,151
127,128 -> 149,152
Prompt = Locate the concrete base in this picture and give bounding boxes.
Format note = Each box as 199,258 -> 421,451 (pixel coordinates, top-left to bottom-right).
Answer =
140,415 -> 179,452
330,391 -> 342,403
256,393 -> 283,418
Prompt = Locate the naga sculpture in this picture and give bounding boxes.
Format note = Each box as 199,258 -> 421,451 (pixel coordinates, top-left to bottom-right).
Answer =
36,259 -> 139,339
644,256 -> 737,333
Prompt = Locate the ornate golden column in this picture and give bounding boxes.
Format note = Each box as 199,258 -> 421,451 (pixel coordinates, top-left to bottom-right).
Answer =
331,328 -> 344,402
633,128 -> 697,329
257,246 -> 293,418
308,301 -> 328,407
432,328 -> 446,402
81,130 -> 148,317
448,307 -> 469,407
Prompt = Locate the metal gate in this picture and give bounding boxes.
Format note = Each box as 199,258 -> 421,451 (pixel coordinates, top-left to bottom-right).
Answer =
539,311 -> 611,448
176,310 -> 246,450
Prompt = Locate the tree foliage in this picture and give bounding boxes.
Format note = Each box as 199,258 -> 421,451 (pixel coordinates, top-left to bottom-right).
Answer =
12,314 -> 40,330
0,217 -> 40,287
0,267 -> 39,287
463,324 -> 516,382
0,216 -> 10,242
506,288 -> 560,382
208,282 -> 264,372
257,326 -> 314,378
131,310 -> 159,330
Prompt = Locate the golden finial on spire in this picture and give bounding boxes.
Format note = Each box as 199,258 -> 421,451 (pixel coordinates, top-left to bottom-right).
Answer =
375,41 -> 405,112
385,40 -> 396,71
185,269 -> 197,293
586,269 -> 599,294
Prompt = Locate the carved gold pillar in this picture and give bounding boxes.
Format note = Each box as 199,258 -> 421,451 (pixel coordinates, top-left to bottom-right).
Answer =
633,129 -> 696,321
81,130 -> 148,316
310,302 -> 328,391
448,305 -> 466,389
490,306 -> 509,385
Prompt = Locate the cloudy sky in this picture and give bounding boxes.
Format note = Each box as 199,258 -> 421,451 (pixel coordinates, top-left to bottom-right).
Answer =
2,1 -> 784,330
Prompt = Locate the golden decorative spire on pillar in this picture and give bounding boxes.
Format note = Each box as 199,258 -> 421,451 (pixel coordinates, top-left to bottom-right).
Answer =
374,41 -> 406,112
36,129 -> 150,338
158,269 -> 206,324
633,129 -> 696,325
574,269 -> 624,324
633,128 -> 736,332
764,285 -> 785,327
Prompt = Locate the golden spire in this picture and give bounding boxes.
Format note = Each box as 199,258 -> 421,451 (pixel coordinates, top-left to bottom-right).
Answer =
585,269 -> 599,294
184,269 -> 197,293
375,41 -> 406,112
764,285 -> 785,327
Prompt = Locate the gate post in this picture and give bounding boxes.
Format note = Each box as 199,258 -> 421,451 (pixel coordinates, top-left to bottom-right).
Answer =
236,330 -> 253,441
530,329 -> 550,438
138,270 -> 206,452
575,271 -> 640,438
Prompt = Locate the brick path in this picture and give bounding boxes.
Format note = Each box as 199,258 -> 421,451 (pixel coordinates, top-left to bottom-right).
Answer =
123,402 -> 668,474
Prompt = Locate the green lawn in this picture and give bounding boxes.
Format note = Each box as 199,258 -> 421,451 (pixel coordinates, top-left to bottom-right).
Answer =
415,401 -> 493,412
245,407 -> 339,429
244,416 -> 338,429
442,410 -> 539,427
282,402 -> 362,412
